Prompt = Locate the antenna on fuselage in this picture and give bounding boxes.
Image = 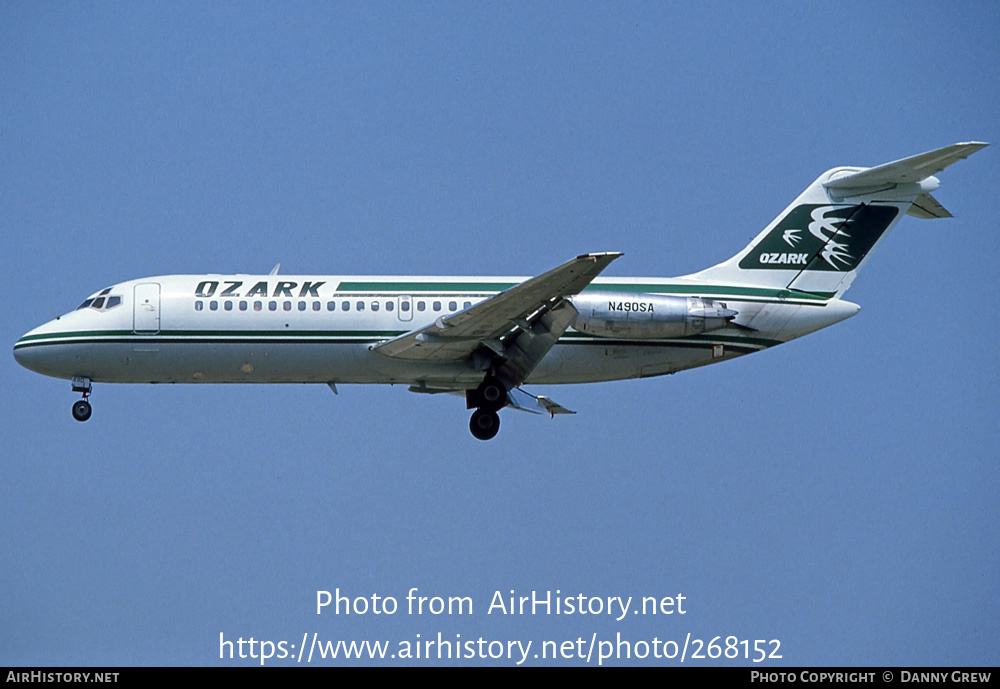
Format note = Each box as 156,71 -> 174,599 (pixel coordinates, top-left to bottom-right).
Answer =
269,263 -> 280,275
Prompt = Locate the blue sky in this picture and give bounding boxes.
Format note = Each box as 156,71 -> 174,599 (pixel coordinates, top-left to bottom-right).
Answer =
2,1 -> 998,666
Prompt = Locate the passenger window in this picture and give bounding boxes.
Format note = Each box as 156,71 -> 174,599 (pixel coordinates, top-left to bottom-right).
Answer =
298,301 -> 306,311
357,301 -> 365,311
254,301 -> 262,311
239,301 -> 248,311
195,301 -> 203,311
327,301 -> 336,311
342,301 -> 350,311
372,301 -> 380,312
417,301 -> 425,312
449,301 -> 457,311
401,301 -> 409,312
269,301 -> 277,311
464,301 -> 471,309
210,301 -> 218,311
313,301 -> 320,311
386,301 -> 394,312
224,301 -> 233,311
283,301 -> 291,311
433,301 -> 441,312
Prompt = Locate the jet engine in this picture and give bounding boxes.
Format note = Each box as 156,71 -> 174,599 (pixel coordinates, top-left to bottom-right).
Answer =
569,292 -> 737,338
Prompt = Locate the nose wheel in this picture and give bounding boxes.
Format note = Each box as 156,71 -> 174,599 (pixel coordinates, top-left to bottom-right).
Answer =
72,399 -> 93,422
71,376 -> 93,422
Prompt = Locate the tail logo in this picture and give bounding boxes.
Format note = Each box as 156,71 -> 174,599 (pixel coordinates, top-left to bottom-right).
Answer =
808,206 -> 854,269
782,229 -> 802,247
739,204 -> 899,272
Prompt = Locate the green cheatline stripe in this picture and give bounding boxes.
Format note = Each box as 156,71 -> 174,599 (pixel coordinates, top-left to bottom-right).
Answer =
558,340 -> 763,354
17,337 -> 382,348
336,280 -> 834,301
338,281 -> 516,292
587,283 -> 834,300
15,328 -> 780,350
559,331 -> 781,348
15,329 -> 407,344
15,336 -> 768,355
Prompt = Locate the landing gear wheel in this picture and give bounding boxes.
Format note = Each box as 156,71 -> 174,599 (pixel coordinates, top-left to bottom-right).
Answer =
72,399 -> 92,422
470,409 -> 500,441
477,378 -> 507,411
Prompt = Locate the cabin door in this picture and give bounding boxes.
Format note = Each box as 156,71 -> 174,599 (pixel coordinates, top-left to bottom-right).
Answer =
133,283 -> 161,334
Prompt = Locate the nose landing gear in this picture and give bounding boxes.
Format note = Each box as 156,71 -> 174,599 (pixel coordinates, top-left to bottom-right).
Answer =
71,377 -> 92,422
72,399 -> 92,422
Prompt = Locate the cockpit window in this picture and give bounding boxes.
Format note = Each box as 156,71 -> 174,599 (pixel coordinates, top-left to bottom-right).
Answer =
76,291 -> 122,312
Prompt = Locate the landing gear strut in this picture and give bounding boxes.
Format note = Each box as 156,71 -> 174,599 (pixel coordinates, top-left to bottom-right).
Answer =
71,377 -> 92,422
467,376 -> 507,441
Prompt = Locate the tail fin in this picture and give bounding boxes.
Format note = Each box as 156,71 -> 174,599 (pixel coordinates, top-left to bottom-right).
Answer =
688,142 -> 988,298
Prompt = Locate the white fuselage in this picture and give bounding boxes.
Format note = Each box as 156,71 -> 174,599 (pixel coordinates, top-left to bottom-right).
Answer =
14,273 -> 859,389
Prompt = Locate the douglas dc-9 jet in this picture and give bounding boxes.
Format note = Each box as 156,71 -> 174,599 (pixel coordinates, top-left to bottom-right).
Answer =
14,143 -> 986,439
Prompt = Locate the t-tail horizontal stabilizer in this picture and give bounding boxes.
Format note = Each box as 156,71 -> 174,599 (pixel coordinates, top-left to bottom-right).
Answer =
822,142 -> 988,219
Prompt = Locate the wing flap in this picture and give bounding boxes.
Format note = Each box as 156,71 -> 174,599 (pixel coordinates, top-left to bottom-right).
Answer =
494,298 -> 578,385
507,387 -> 575,416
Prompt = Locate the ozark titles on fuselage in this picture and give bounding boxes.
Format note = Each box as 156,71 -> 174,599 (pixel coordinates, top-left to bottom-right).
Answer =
194,280 -> 326,299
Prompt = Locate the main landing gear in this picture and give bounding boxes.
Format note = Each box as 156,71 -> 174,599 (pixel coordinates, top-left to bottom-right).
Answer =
467,376 -> 507,441
469,408 -> 500,441
71,377 -> 93,422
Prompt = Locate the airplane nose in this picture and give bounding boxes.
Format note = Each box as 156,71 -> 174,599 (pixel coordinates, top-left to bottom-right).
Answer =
12,338 -> 26,367
13,337 -> 27,365
13,320 -> 68,378
13,326 -> 46,373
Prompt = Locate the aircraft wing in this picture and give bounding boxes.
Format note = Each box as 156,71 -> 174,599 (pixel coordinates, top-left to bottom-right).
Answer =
373,253 -> 622,372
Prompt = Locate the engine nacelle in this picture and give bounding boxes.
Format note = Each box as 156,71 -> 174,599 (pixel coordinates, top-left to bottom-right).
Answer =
569,292 -> 737,339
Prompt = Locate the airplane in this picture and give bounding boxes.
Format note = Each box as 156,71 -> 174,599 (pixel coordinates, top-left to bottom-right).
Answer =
13,142 -> 987,440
